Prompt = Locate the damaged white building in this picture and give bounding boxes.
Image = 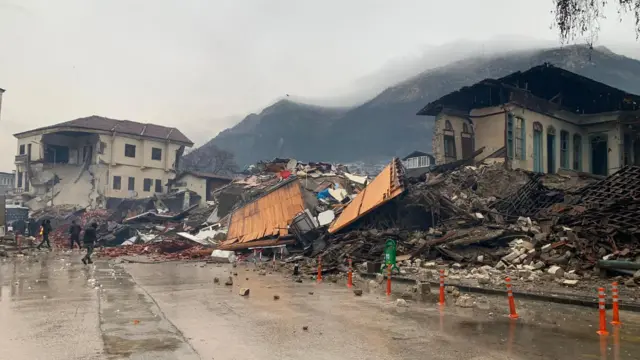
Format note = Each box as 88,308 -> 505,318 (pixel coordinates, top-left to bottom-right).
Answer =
13,116 -> 193,209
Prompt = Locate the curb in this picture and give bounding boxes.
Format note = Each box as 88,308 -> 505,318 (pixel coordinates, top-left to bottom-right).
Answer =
359,272 -> 640,312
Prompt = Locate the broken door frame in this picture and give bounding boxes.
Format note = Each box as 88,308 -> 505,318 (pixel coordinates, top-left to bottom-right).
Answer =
532,122 -> 543,173
589,133 -> 609,176
546,125 -> 556,174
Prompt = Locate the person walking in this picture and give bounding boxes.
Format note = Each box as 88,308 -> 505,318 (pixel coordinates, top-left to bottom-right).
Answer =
36,220 -> 53,250
82,222 -> 98,265
68,220 -> 82,250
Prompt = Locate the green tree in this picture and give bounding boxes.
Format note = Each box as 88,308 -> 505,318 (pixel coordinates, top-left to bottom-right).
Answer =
554,0 -> 640,41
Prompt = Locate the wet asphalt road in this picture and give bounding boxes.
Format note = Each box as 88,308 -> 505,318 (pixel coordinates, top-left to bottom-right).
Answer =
1,252 -> 640,359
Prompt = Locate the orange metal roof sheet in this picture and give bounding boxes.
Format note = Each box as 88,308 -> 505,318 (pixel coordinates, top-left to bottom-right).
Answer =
223,179 -> 305,245
328,158 -> 405,234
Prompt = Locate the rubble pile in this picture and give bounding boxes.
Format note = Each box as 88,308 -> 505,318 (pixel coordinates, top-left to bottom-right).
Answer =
97,240 -> 211,260
315,161 -> 640,288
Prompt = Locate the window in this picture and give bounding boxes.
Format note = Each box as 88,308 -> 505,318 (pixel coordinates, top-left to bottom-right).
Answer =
443,120 -> 456,160
143,178 -> 152,192
98,142 -> 106,155
514,117 -> 525,160
151,147 -> 162,161
124,144 -> 136,158
155,179 -> 162,193
17,172 -> 23,187
560,130 -> 570,168
19,144 -> 25,155
128,177 -> 135,191
507,115 -> 525,160
113,176 -> 121,190
419,156 -> 428,167
573,134 -> 582,171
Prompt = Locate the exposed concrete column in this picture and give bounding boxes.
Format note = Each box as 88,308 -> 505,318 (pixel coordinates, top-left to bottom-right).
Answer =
432,113 -> 445,165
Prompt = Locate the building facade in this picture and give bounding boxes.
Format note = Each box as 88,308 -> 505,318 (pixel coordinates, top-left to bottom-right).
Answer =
13,116 -> 193,208
418,64 -> 640,176
0,172 -> 14,195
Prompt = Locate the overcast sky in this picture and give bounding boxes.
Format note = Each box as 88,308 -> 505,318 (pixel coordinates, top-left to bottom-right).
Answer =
1,0 -> 638,171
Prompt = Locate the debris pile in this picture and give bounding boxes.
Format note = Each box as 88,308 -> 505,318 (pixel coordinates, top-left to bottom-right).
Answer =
97,240 -> 211,260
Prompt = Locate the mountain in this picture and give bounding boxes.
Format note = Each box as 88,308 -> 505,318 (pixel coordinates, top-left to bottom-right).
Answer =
185,45 -> 640,168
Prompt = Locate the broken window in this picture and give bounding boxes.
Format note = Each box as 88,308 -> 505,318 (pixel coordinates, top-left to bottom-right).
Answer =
151,147 -> 162,161
560,130 -> 569,168
17,171 -> 23,188
124,144 -> 136,158
573,134 -> 582,171
128,177 -> 135,191
155,179 -> 162,193
514,117 -> 525,160
443,120 -> 456,161
19,144 -> 25,155
113,176 -> 121,190
143,178 -> 152,192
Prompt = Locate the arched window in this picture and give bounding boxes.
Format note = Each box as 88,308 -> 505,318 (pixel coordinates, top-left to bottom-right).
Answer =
445,120 -> 453,130
532,122 -> 543,172
462,123 -> 469,133
507,114 -> 525,160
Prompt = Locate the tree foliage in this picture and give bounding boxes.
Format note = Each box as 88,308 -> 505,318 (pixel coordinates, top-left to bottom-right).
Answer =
181,143 -> 238,175
554,0 -> 640,42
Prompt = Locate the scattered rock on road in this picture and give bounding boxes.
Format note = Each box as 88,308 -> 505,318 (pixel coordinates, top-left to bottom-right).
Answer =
273,295 -> 280,300
308,291 -> 314,295
353,289 -> 363,296
302,326 -> 309,331
396,299 -> 408,307
238,288 -> 250,296
224,277 -> 233,286
455,294 -> 475,308
213,277 -> 220,284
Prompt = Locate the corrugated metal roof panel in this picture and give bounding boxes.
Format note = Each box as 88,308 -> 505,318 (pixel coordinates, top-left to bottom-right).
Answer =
223,179 -> 305,245
328,158 -> 405,234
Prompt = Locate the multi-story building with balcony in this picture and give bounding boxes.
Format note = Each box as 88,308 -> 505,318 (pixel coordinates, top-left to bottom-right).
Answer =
13,116 -> 193,208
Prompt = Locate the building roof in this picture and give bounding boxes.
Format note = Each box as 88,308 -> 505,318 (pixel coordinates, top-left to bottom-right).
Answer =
417,63 -> 640,116
328,158 -> 405,234
222,178 -> 306,246
173,171 -> 234,182
402,151 -> 434,161
13,116 -> 193,145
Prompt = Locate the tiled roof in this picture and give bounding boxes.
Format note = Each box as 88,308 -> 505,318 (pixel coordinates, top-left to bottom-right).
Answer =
14,116 -> 193,145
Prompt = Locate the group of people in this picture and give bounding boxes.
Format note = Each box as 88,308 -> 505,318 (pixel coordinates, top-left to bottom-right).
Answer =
33,219 -> 98,264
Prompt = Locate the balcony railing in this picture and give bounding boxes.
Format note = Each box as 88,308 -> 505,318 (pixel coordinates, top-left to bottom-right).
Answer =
14,154 -> 28,164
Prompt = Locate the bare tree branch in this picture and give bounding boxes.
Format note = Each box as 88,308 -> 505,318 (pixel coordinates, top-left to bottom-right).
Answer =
553,0 -> 640,42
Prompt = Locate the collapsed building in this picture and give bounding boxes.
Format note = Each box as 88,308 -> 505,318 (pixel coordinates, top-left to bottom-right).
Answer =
11,116 -> 194,210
